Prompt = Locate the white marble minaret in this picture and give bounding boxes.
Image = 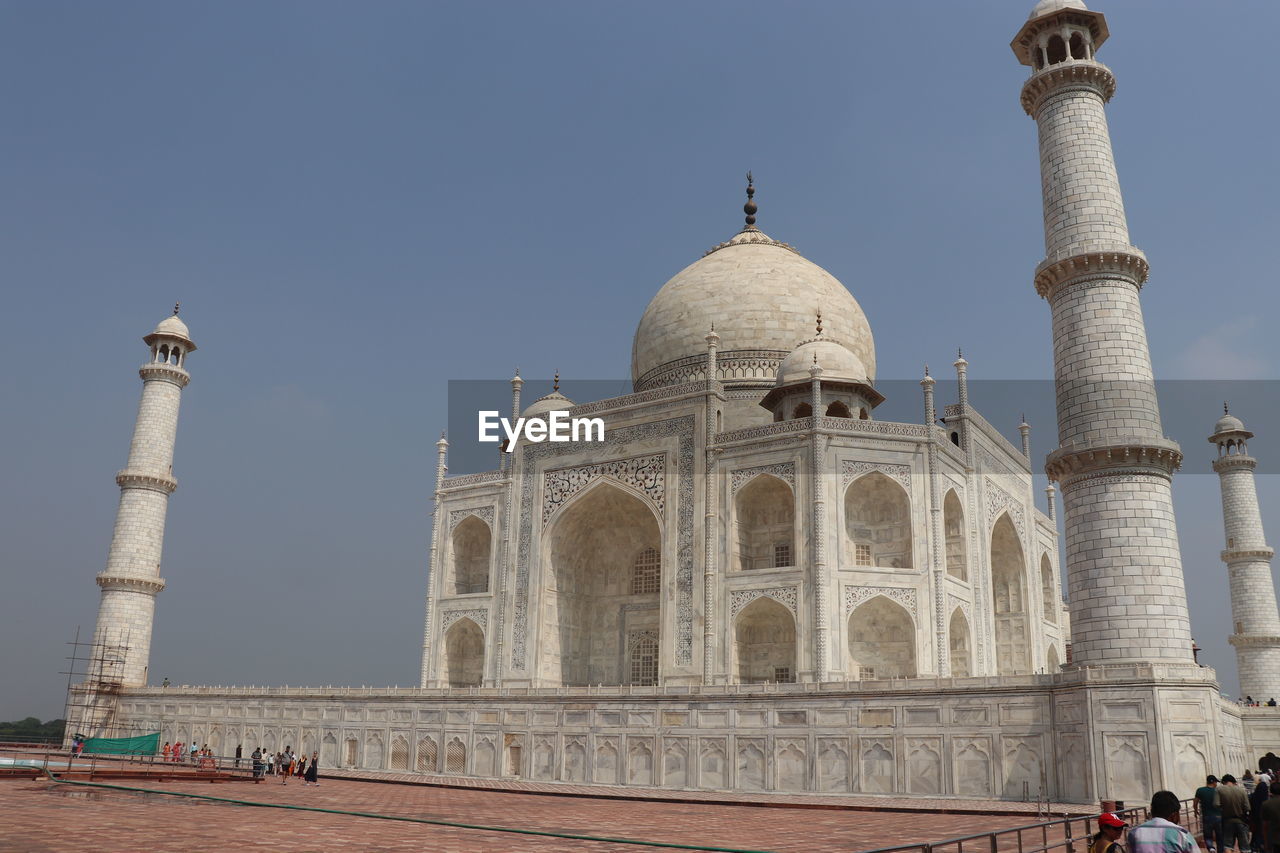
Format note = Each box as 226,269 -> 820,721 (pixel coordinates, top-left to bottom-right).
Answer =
1210,406 -> 1280,701
89,307 -> 195,688
1013,1 -> 1193,667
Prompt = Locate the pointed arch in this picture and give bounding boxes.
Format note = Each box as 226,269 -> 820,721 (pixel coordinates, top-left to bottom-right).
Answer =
826,401 -> 852,418
1046,643 -> 1060,672
793,402 -> 812,419
734,597 -> 796,683
450,515 -> 492,594
844,472 -> 912,569
734,474 -> 795,571
321,733 -> 338,767
991,514 -> 1030,675
444,617 -> 485,687
1040,553 -> 1056,624
944,489 -> 967,580
848,595 -> 916,679
1046,34 -> 1067,64
544,481 -> 662,686
949,607 -> 972,678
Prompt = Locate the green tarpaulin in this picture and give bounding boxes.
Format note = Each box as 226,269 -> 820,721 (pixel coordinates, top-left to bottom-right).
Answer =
82,732 -> 160,755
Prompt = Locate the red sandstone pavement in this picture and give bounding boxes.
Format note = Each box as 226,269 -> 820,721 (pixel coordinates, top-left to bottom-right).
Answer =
0,776 -> 1091,853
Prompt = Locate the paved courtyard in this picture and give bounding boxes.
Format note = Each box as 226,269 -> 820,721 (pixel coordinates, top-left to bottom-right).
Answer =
0,776 -> 1079,852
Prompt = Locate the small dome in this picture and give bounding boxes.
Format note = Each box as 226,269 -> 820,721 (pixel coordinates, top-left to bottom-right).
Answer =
152,314 -> 191,340
1215,413 -> 1245,434
1029,0 -> 1086,19
521,391 -> 574,420
776,338 -> 868,387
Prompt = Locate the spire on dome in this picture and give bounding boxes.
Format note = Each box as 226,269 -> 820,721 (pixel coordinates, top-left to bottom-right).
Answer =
173,302 -> 181,316
815,311 -> 823,337
743,172 -> 758,231
553,370 -> 560,393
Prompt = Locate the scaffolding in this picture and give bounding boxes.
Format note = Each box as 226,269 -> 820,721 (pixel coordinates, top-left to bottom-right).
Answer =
60,626 -> 132,744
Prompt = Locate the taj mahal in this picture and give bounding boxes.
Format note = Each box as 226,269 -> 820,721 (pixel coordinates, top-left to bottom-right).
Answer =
69,0 -> 1280,805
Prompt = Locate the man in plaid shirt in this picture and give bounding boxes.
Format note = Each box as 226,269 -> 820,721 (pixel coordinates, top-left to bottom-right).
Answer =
1128,790 -> 1197,853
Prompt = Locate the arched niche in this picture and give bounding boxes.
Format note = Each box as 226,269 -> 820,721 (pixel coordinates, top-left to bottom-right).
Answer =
991,514 -> 1030,675
949,607 -> 972,678
734,474 -> 795,571
450,515 -> 492,595
544,482 -> 661,686
844,472 -> 912,569
444,618 -> 484,687
734,597 -> 796,683
848,595 -> 916,679
826,401 -> 852,418
944,490 -> 967,580
1040,554 -> 1056,624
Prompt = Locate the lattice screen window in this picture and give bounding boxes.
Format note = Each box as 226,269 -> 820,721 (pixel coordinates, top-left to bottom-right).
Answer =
629,632 -> 659,686
773,667 -> 794,684
860,666 -> 876,680
390,738 -> 409,770
631,547 -> 660,595
855,543 -> 872,566
445,740 -> 466,773
417,739 -> 437,772
773,543 -> 792,568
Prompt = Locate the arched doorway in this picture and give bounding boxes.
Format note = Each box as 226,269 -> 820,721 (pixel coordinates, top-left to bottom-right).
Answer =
944,490 -> 967,580
991,514 -> 1030,675
844,473 -> 912,569
734,475 -> 795,571
450,516 -> 492,594
848,595 -> 916,679
1040,554 -> 1056,624
444,618 -> 484,686
734,597 -> 796,683
544,482 -> 661,686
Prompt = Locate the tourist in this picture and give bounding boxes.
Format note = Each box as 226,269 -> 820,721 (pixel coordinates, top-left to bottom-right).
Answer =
1090,812 -> 1127,853
1126,790 -> 1196,852
266,751 -> 274,776
1251,778 -> 1271,853
1261,782 -> 1280,853
251,748 -> 263,781
1197,775 -> 1224,853
305,751 -> 319,786
161,742 -> 171,762
280,750 -> 291,784
1246,771 -> 1257,794
1221,775 -> 1252,852
235,743 -> 242,768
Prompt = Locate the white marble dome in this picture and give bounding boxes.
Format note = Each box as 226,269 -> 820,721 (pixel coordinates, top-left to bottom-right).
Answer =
1215,412 -> 1245,434
522,391 -> 574,420
775,338 -> 868,387
1028,0 -> 1086,19
152,314 -> 191,340
631,229 -> 875,390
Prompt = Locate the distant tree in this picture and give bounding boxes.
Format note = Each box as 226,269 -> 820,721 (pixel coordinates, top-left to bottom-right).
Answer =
0,718 -> 66,741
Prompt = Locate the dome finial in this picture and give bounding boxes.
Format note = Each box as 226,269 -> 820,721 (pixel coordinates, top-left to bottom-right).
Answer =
815,311 -> 823,336
743,171 -> 758,230
1225,401 -> 1230,415
924,364 -> 930,377
173,302 -> 180,316
553,370 -> 560,393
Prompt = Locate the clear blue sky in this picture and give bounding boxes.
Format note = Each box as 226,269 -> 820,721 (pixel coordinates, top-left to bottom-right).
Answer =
2,1 -> 1277,720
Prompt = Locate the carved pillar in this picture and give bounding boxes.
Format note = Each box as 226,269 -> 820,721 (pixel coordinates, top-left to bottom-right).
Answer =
921,368 -> 948,676
809,361 -> 828,680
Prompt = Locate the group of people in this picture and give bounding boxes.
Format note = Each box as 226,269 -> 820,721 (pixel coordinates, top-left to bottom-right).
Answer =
1193,768 -> 1280,853
159,741 -> 214,764
249,746 -> 319,786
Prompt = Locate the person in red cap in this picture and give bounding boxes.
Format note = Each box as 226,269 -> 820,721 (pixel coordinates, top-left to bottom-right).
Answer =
1090,812 -> 1127,853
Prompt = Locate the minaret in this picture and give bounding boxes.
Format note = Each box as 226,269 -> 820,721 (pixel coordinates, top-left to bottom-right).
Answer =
90,307 -> 195,688
1013,2 -> 1192,665
1210,406 -> 1280,699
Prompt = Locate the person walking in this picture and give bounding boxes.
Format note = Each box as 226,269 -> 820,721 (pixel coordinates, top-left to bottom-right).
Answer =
162,742 -> 171,762
1251,777 -> 1271,853
235,744 -> 242,768
305,751 -> 319,786
1090,812 -> 1127,853
251,747 -> 263,782
1127,790 -> 1196,852
1221,774 -> 1253,853
1197,775 -> 1224,853
279,750 -> 291,784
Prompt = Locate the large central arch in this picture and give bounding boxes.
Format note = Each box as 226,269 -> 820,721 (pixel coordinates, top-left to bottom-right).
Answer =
542,482 -> 662,686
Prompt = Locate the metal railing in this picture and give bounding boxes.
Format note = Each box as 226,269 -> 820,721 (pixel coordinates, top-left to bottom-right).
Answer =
0,746 -> 257,781
857,798 -> 1198,853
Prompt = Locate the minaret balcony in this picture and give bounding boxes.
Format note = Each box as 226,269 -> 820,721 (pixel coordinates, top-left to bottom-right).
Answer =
96,573 -> 167,594
116,470 -> 178,494
138,363 -> 191,388
1020,60 -> 1116,115
1222,547 -> 1275,563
